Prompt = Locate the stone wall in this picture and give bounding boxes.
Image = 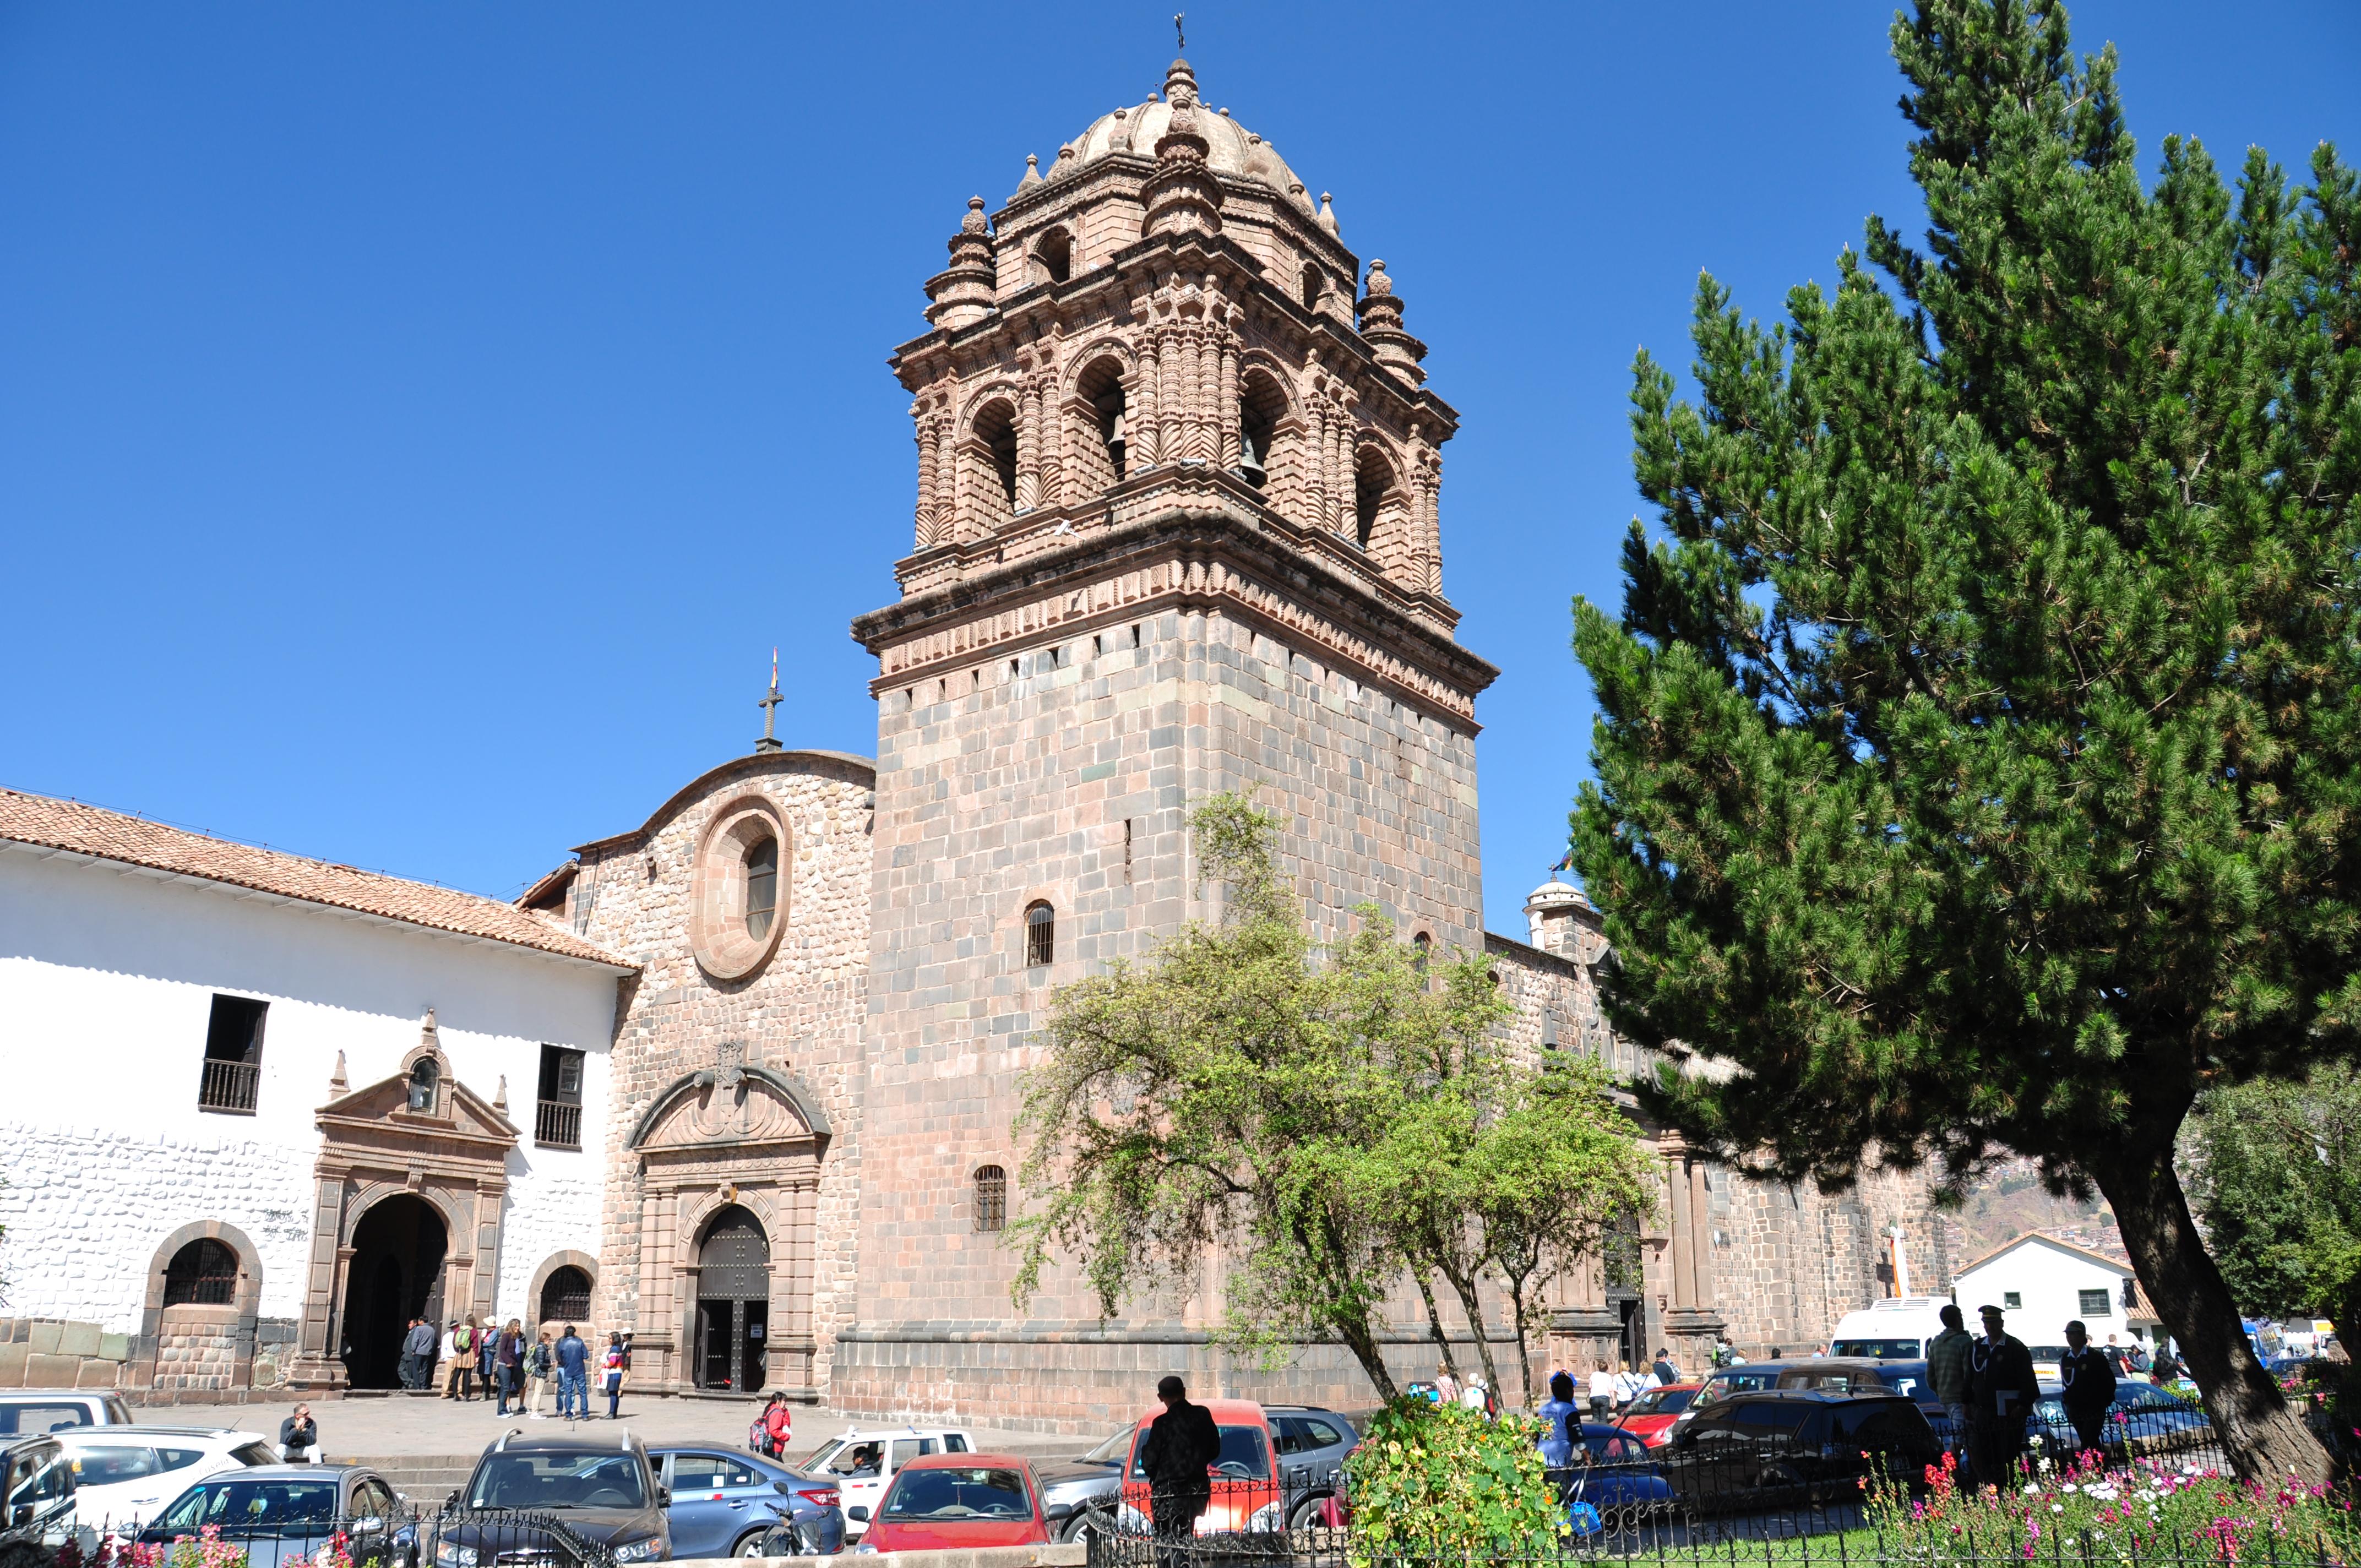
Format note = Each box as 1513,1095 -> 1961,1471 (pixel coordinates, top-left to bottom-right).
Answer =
149,1304 -> 242,1396
0,1318 -> 127,1390
574,752 -> 874,1396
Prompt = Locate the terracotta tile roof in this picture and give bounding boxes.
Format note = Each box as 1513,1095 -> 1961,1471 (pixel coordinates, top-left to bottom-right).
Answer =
0,787 -> 632,970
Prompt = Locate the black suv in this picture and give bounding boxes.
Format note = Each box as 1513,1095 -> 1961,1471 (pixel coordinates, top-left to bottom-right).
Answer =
1656,1389 -> 1940,1510
438,1431 -> 672,1567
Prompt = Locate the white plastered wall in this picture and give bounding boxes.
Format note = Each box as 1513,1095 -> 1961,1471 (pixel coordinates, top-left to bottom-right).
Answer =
0,845 -> 620,1333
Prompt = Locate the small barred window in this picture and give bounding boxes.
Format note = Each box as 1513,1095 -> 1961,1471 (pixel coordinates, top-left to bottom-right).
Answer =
973,1166 -> 1008,1233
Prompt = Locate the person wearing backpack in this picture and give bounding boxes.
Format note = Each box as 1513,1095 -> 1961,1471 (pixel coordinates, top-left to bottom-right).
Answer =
444,1318 -> 477,1401
765,1392 -> 792,1457
524,1331 -> 554,1419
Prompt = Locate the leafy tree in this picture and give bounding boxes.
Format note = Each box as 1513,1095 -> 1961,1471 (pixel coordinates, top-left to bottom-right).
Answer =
1009,793 -> 1498,1399
1569,0 -> 2359,1484
1013,794 -> 1658,1404
2191,1064 -> 2361,1356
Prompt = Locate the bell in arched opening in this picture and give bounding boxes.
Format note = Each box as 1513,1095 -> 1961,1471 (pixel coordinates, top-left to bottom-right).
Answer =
1234,426 -> 1266,489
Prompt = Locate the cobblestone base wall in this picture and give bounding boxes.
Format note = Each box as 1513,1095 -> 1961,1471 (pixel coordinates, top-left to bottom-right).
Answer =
150,1304 -> 245,1395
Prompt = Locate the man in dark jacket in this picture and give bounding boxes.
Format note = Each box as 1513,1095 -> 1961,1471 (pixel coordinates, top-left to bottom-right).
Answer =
399,1316 -> 437,1390
2058,1320 -> 2118,1457
1138,1375 -> 1222,1564
1966,1305 -> 2041,1490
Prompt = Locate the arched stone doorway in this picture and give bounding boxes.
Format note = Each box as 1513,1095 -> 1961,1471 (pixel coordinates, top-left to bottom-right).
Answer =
340,1195 -> 449,1389
694,1206 -> 769,1392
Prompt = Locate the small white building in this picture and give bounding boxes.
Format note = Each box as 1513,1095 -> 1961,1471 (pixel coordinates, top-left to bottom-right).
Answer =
1952,1233 -> 2159,1354
0,789 -> 631,1399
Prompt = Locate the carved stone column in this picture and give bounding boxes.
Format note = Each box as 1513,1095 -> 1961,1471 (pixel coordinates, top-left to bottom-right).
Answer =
1657,1135 -> 1728,1372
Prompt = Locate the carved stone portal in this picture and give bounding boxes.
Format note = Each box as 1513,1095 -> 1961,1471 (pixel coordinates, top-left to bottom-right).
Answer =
625,1066 -> 831,1397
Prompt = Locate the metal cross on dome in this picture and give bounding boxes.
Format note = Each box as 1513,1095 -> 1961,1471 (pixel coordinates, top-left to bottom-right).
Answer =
1174,12 -> 1184,51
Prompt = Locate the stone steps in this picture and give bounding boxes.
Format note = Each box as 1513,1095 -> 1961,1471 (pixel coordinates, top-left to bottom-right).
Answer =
350,1455 -> 476,1505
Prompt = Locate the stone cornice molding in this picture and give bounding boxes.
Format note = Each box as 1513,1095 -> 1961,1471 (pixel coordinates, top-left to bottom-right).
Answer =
627,1065 -> 835,1152
852,479 -> 1498,727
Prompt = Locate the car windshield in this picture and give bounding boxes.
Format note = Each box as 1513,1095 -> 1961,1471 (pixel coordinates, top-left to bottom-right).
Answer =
2029,1346 -> 2071,1363
1628,1389 -> 1694,1416
156,1480 -> 342,1532
883,1467 -> 1032,1521
1832,1338 -> 1923,1359
467,1452 -> 649,1510
1082,1429 -> 1132,1464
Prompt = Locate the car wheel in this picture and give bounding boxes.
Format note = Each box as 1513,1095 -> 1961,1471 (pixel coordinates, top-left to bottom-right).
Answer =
732,1529 -> 771,1558
1286,1494 -> 1330,1532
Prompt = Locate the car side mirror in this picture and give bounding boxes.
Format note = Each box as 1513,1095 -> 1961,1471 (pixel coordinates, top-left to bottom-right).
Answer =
848,1506 -> 870,1523
656,1487 -> 671,1509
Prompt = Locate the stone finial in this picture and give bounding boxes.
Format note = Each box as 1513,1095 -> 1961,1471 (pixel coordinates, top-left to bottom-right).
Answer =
1164,57 -> 1198,107
328,1050 -> 348,1098
1141,76 -> 1223,239
494,1075 -> 509,1114
420,1007 -> 438,1047
1318,192 -> 1340,236
927,199 -> 998,329
1018,153 -> 1043,189
1358,258 -> 1427,385
1047,144 -> 1079,182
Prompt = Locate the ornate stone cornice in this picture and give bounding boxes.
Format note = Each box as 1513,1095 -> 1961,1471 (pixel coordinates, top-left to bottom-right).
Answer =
851,473 -> 1498,727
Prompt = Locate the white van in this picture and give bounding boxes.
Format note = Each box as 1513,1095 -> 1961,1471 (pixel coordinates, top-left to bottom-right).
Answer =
1826,1297 -> 1954,1359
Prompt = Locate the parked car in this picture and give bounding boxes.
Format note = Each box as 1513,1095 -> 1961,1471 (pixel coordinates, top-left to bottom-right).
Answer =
1265,1406 -> 1357,1529
1032,1427 -> 1131,1546
799,1426 -> 975,1540
58,1425 -> 278,1534
1116,1400 -> 1286,1538
648,1445 -> 843,1558
1689,1366 -> 1782,1409
1656,1390 -> 1941,1510
438,1431 -> 670,1565
2,1433 -> 81,1565
2030,1381 -> 2214,1462
137,1465 -> 411,1568
1614,1384 -> 1702,1446
855,1455 -> 1048,1554
0,1392 -> 133,1435
1559,1427 -> 1674,1529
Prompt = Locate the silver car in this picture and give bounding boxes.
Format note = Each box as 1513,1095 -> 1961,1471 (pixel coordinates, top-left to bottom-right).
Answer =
136,1464 -> 413,1568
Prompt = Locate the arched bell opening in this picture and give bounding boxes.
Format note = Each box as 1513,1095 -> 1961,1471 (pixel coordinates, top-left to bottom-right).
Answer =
694,1204 -> 770,1392
1238,372 -> 1288,494
1074,358 -> 1128,494
1353,445 -> 1399,554
1033,227 -> 1073,285
967,398 -> 1020,532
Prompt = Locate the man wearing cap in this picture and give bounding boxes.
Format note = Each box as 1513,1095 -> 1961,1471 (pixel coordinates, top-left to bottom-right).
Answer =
1137,1375 -> 1222,1568
2059,1320 -> 2118,1457
1967,1304 -> 2040,1489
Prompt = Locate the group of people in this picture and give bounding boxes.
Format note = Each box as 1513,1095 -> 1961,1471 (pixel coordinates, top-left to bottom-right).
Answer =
1927,1302 -> 2166,1488
392,1315 -> 632,1420
1582,1349 -> 1682,1418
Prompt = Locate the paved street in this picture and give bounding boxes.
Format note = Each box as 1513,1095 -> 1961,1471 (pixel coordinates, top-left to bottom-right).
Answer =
139,1392 -> 1111,1466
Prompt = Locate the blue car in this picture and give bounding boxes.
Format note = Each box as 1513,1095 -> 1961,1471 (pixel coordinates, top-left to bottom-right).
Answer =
2031,1382 -> 2213,1462
649,1445 -> 845,1557
1557,1427 -> 1674,1532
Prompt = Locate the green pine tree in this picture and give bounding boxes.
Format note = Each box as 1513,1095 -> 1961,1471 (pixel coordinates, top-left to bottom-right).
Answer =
1570,0 -> 2359,1484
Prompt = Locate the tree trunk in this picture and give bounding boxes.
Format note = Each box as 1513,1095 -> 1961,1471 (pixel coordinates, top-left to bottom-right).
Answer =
1333,1314 -> 1399,1403
1414,1271 -> 1461,1380
1441,1264 -> 1505,1399
1502,1275 -> 1537,1409
2093,1152 -> 2333,1487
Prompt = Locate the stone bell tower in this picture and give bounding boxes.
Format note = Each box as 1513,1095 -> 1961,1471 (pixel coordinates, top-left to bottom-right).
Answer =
841,55 -> 1498,1426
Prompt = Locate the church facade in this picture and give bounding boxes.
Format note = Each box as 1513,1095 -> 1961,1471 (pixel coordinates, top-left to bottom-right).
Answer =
0,56 -> 1950,1425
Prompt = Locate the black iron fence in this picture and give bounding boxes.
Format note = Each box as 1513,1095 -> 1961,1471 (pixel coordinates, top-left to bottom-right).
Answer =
66,1504 -> 615,1568
1085,1403 -> 2354,1568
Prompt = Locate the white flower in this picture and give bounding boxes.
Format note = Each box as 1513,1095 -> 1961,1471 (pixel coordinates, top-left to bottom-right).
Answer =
2024,1485 -> 2041,1496
2053,1505 -> 2065,1515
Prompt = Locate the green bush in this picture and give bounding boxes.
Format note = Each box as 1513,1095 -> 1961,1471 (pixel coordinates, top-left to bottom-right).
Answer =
1342,1396 -> 1564,1561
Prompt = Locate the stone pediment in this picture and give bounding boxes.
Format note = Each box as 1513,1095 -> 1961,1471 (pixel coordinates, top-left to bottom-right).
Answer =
318,1074 -> 519,1152
629,1067 -> 830,1156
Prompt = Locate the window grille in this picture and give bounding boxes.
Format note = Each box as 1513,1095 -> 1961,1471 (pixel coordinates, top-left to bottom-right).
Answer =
540,1265 -> 592,1324
973,1166 -> 1008,1233
2079,1288 -> 2113,1317
162,1238 -> 238,1308
1025,902 -> 1054,967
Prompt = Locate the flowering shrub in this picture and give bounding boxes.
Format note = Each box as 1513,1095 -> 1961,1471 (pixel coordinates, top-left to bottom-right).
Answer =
283,1532 -> 355,1568
1342,1396 -> 1565,1562
1863,1449 -> 2360,1565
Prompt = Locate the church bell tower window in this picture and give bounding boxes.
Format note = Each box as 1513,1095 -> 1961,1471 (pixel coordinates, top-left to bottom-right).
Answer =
1034,228 -> 1072,285
1025,901 -> 1056,968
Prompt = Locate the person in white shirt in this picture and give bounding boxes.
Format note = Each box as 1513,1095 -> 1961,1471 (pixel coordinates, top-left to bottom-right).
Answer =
1614,1364 -> 1649,1408
1460,1376 -> 1488,1415
1587,1360 -> 1616,1420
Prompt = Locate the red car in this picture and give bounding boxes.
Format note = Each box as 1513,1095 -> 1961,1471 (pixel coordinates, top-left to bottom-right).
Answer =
1616,1382 -> 1704,1446
859,1453 -> 1051,1551
1119,1398 -> 1287,1537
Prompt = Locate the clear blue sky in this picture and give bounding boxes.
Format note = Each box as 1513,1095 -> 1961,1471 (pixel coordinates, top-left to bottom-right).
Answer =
3,2 -> 2355,936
